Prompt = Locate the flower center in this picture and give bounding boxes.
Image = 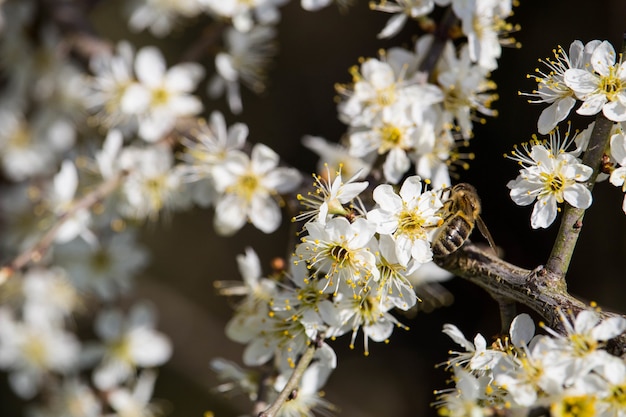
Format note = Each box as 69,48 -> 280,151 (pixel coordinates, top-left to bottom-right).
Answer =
23,334 -> 47,367
111,337 -> 132,363
608,384 -> 626,408
550,395 -> 596,417
540,172 -> 565,193
397,209 -> 426,240
151,87 -> 170,106
235,174 -> 260,201
91,248 -> 112,272
145,175 -> 168,212
600,67 -> 623,101
379,125 -> 403,152
330,244 -> 350,263
375,86 -> 396,107
569,333 -> 597,357
10,125 -> 31,149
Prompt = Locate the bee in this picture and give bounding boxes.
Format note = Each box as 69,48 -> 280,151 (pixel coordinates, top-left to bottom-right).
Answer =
431,183 -> 497,258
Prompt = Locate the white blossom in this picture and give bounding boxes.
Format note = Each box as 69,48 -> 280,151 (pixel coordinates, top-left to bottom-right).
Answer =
565,40 -> 626,122
127,0 -> 204,37
608,130 -> 626,214
212,143 -> 302,235
203,0 -> 288,32
122,46 -> 204,142
107,370 -> 163,417
53,229 -> 149,301
506,130 -> 593,229
208,25 -> 278,114
370,0 -> 436,39
367,176 -> 443,266
293,166 -> 368,225
523,40 -> 600,134
0,309 -> 80,399
86,303 -> 172,390
295,217 -> 379,295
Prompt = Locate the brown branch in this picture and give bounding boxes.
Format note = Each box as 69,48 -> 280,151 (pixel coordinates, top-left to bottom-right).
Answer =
545,114 -> 614,279
434,243 -> 626,357
546,34 -> 626,280
418,6 -> 458,75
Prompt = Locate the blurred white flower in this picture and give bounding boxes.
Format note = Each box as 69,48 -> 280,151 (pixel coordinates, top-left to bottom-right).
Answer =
437,42 -> 497,139
337,57 -> 443,128
107,370 -> 162,417
28,378 -> 102,417
609,131 -> 626,213
0,308 -> 80,399
118,144 -> 190,220
212,143 -> 301,235
273,362 -> 335,417
178,111 -> 248,207
127,0 -> 204,37
302,135 -> 373,179
87,303 -> 172,390
86,41 -> 139,132
123,46 -> 204,142
208,25 -> 278,114
0,110 -> 75,182
21,267 -> 80,327
47,160 -> 95,244
203,0 -> 287,32
370,0 -> 436,39
54,229 -> 149,301
459,0 -> 516,71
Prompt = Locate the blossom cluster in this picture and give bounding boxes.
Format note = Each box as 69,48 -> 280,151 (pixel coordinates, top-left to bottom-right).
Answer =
435,310 -> 626,417
3,0 -> 626,415
526,39 -> 626,134
509,38 -> 626,228
211,170 -> 457,412
335,36 -> 499,187
0,0 -> 307,413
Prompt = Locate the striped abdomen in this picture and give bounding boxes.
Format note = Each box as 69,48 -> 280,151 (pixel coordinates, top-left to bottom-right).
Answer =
432,214 -> 475,258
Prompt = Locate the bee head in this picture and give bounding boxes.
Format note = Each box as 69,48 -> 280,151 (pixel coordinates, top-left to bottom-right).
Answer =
452,183 -> 482,215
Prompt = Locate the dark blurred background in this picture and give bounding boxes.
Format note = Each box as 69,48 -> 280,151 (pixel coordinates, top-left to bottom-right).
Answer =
3,0 -> 626,416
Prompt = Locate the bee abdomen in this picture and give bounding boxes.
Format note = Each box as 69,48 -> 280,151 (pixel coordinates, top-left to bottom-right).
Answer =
432,215 -> 474,258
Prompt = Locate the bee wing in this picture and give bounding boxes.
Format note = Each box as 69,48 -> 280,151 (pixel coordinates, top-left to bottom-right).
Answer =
476,215 -> 498,256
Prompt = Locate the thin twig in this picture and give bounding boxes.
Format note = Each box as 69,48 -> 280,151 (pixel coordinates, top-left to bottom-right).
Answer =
179,21 -> 227,63
0,171 -> 127,284
256,342 -> 318,417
